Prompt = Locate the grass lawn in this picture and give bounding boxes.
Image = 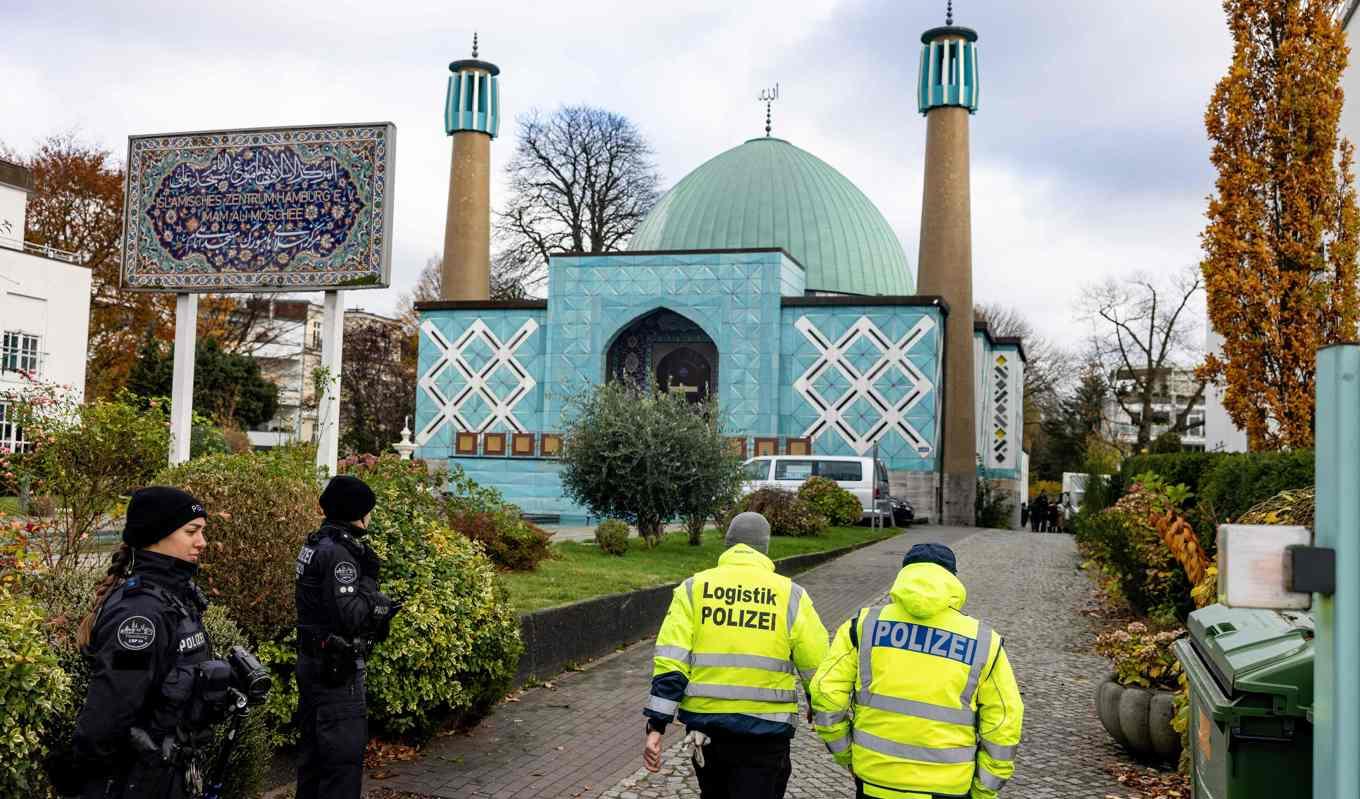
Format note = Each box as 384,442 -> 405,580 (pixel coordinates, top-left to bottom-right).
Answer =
504,525 -> 898,614
0,496 -> 20,515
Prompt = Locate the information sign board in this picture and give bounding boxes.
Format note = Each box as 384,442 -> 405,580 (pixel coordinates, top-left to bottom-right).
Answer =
122,123 -> 395,292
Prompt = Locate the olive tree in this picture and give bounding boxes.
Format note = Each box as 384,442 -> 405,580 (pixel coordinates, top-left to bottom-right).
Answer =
559,382 -> 742,547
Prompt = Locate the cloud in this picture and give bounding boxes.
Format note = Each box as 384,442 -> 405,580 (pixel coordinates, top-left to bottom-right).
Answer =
2,0 -> 1233,352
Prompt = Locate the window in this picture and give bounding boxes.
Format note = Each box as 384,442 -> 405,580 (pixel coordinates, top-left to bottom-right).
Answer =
774,460 -> 814,481
815,460 -> 864,482
0,401 -> 26,453
1,331 -> 40,375
742,460 -> 770,481
309,320 -> 323,349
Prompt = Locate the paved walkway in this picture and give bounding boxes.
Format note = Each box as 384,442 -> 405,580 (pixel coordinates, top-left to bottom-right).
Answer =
367,529 -> 1135,798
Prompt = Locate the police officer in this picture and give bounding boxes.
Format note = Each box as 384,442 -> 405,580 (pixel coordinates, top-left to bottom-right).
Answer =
295,475 -> 399,799
810,544 -> 1024,799
67,486 -> 219,799
643,512 -> 828,799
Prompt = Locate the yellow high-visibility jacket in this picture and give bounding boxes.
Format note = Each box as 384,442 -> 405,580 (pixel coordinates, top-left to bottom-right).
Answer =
810,562 -> 1023,798
644,544 -> 828,737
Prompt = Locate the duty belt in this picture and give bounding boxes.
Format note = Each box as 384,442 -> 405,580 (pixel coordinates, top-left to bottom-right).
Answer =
297,628 -> 370,659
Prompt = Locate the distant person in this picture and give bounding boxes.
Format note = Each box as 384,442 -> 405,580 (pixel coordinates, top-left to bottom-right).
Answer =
1019,502 -> 1029,530
1031,494 -> 1049,532
810,543 -> 1024,798
643,512 -> 829,799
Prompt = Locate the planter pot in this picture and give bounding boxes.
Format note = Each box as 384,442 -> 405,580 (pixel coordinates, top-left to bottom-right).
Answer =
1095,677 -> 1180,761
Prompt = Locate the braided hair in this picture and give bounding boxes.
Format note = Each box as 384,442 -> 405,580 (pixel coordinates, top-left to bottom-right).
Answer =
76,544 -> 133,649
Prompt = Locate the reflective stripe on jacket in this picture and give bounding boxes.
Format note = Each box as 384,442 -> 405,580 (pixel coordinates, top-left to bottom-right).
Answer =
810,562 -> 1023,798
645,544 -> 829,737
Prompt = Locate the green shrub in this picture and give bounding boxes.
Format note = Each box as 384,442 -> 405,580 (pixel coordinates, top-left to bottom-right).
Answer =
8,389 -> 170,569
363,518 -> 523,737
595,519 -> 631,555
560,382 -> 743,546
1200,450 -> 1314,523
355,460 -> 522,738
340,455 -> 555,573
448,508 -> 554,570
1095,621 -> 1184,690
797,477 -> 862,527
158,446 -> 324,643
737,488 -> 827,537
975,474 -> 1013,530
1075,503 -> 1191,622
255,634 -> 300,748
0,589 -> 72,796
1119,453 -> 1226,497
1149,431 -> 1183,454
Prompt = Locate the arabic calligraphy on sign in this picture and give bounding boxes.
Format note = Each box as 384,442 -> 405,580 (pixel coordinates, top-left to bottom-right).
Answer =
148,146 -> 363,272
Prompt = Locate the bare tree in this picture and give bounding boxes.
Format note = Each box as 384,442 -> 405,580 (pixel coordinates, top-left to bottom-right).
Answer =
339,320 -> 416,456
395,253 -> 533,336
495,105 -> 661,293
1081,267 -> 1207,449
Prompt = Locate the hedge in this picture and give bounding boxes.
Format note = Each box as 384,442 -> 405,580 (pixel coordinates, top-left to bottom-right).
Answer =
1121,450 -> 1314,525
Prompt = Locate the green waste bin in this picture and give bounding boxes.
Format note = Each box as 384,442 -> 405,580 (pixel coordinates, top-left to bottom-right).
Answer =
1171,604 -> 1313,799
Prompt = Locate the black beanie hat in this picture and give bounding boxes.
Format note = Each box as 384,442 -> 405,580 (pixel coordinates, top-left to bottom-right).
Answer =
902,542 -> 958,575
123,487 -> 207,549
319,475 -> 376,523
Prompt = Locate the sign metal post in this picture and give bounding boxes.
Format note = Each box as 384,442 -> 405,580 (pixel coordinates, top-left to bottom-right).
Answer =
1314,344 -> 1360,798
316,290 -> 345,477
168,292 -> 198,465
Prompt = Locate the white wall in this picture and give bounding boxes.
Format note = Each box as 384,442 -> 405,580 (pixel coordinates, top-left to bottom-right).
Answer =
0,184 -> 25,245
0,246 -> 92,400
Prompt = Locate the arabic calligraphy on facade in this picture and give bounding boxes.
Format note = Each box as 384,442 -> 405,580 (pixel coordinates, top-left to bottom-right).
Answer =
148,146 -> 362,272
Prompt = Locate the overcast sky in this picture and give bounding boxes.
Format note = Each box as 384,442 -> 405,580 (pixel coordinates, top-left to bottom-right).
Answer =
1,0 -> 1232,346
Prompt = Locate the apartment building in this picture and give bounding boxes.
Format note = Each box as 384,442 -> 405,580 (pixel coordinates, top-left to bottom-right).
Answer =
0,159 -> 92,452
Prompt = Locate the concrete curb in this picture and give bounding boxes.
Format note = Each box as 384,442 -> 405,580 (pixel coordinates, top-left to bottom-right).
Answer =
513,532 -> 894,685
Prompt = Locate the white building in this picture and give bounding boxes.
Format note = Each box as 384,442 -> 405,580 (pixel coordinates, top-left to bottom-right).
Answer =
0,159 -> 92,452
1102,366 -> 1208,452
241,299 -> 402,448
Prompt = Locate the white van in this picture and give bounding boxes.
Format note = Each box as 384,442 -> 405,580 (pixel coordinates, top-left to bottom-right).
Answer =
740,455 -> 891,522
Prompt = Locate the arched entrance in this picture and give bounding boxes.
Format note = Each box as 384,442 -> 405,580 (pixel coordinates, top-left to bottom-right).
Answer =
606,308 -> 718,403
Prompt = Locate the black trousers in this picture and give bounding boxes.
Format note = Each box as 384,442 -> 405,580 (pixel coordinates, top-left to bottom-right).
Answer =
692,734 -> 791,799
77,762 -> 186,799
296,653 -> 368,799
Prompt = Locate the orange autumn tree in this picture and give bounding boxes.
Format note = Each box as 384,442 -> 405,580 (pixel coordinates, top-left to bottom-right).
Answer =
10,134 -> 175,398
1201,0 -> 1360,449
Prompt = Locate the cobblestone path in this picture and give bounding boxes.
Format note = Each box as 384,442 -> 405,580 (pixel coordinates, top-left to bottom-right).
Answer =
368,529 -> 1137,799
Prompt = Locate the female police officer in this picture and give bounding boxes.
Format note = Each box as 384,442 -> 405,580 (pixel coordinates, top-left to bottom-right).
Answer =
67,486 -> 218,799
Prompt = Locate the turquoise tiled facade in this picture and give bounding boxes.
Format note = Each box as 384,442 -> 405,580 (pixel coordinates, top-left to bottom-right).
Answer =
414,249 -> 1012,516
779,305 -> 943,472
416,307 -> 547,457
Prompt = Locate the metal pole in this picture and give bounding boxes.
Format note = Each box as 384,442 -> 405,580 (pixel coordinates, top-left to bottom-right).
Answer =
168,293 -> 198,465
1314,344 -> 1360,798
315,291 -> 344,477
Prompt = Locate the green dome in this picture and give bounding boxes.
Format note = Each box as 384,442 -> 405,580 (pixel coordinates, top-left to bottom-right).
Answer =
629,138 -> 913,295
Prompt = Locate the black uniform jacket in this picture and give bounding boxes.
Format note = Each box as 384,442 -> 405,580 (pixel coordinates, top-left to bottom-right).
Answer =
73,550 -> 212,772
295,520 -> 386,643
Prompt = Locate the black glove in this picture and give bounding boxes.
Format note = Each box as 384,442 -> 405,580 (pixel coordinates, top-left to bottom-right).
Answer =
368,594 -> 402,643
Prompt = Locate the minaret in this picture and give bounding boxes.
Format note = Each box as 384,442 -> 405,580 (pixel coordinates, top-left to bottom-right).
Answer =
441,34 -> 501,300
916,2 -> 980,526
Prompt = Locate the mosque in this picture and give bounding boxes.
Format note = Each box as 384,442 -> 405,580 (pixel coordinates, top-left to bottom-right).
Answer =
412,10 -> 1026,526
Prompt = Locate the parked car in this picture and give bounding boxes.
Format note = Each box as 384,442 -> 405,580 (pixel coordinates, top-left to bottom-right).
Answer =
740,455 -> 891,523
890,497 -> 915,527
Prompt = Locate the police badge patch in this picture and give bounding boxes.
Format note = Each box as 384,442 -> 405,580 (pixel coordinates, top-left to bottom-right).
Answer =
334,561 -> 358,584
117,616 -> 156,650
